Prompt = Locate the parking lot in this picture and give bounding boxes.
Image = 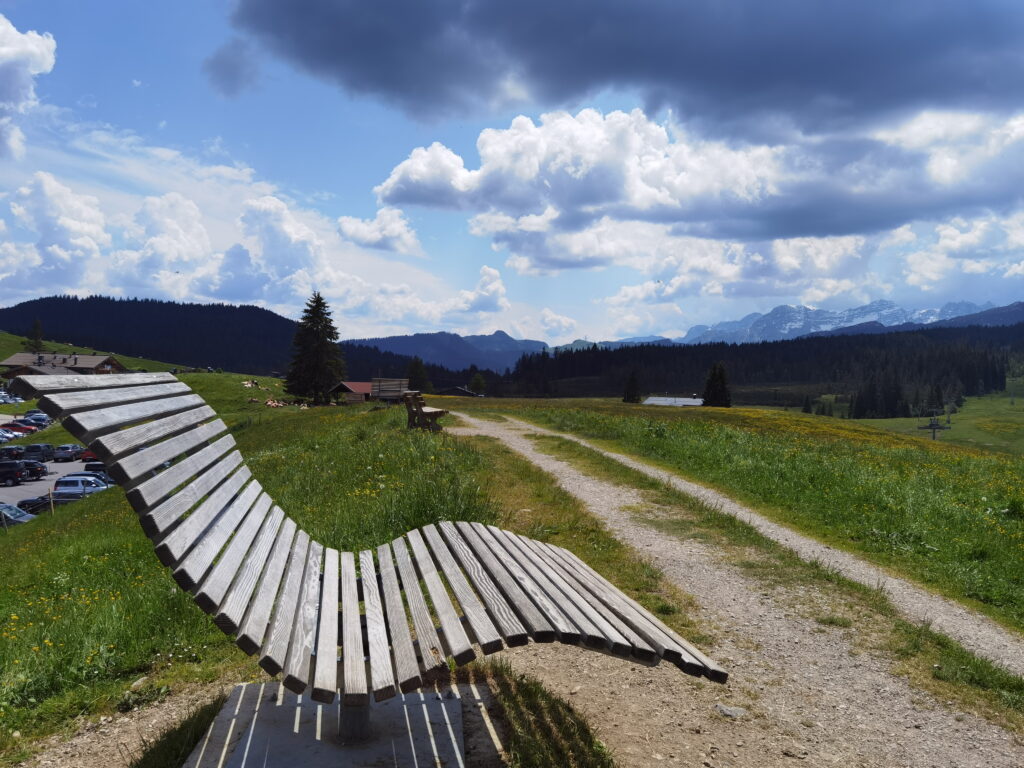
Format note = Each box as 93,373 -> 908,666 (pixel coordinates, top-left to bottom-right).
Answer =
0,456 -> 100,507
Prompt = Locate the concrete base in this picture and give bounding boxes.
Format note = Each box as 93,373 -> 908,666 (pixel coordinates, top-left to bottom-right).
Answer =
184,683 -> 466,768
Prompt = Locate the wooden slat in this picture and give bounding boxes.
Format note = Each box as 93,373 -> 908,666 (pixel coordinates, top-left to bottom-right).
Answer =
516,536 -> 634,659
259,530 -> 311,676
405,529 -> 475,665
376,543 -> 421,693
390,537 -> 447,672
283,541 -> 324,695
551,545 -> 728,682
439,522 -> 527,646
495,529 -> 607,649
110,419 -> 227,486
10,372 -> 176,399
341,551 -> 368,706
422,524 -> 503,653
172,480 -> 262,591
311,548 -> 339,703
235,518 -> 298,654
94,405 -> 217,463
217,511 -> 289,637
520,536 -> 651,661
359,549 -> 397,702
65,394 -> 207,444
126,435 -> 236,511
38,381 -> 191,418
468,523 -> 579,644
453,522 -> 553,643
139,452 -> 243,537
195,494 -> 274,614
152,466 -> 251,566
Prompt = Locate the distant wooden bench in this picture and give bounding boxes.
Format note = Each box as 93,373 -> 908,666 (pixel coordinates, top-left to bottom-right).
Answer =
403,391 -> 448,431
12,373 -> 726,708
370,378 -> 408,403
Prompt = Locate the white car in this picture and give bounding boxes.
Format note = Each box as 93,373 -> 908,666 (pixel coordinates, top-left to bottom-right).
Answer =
52,476 -> 108,499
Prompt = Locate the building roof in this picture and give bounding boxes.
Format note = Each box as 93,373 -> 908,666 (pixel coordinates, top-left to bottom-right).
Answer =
436,386 -> 482,397
336,381 -> 373,395
0,352 -> 119,370
642,396 -> 704,407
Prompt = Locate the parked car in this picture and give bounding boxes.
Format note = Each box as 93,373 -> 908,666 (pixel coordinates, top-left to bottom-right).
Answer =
54,444 -> 83,461
0,503 -> 35,527
0,445 -> 26,460
2,422 -> 36,434
0,460 -> 27,486
20,460 -> 47,480
24,415 -> 50,428
24,409 -> 47,418
79,448 -> 99,462
23,443 -> 55,462
17,496 -> 52,514
82,463 -> 115,485
52,476 -> 108,498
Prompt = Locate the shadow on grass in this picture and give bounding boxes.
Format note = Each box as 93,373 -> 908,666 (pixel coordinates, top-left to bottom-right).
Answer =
124,694 -> 226,768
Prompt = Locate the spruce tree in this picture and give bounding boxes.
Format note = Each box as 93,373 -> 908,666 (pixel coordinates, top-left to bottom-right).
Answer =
406,356 -> 432,393
469,372 -> 486,395
701,362 -> 731,407
285,292 -> 346,405
22,318 -> 45,354
622,370 -> 641,403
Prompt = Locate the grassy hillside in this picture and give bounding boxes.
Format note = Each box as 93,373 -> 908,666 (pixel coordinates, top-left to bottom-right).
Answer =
860,378 -> 1024,455
449,396 -> 1024,634
0,331 -> 180,373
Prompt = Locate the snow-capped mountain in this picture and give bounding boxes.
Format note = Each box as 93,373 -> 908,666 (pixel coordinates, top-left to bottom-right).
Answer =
675,300 -> 992,345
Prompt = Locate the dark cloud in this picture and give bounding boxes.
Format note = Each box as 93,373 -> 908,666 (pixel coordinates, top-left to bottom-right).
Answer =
203,37 -> 260,97
230,0 -> 1024,131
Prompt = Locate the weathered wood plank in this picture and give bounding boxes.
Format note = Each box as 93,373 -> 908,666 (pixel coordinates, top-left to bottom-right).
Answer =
195,493 -> 273,614
65,394 -> 208,444
453,521 -> 553,643
171,480 -> 262,592
358,549 -> 396,702
110,419 -> 227,486
234,518 -> 298,654
126,435 -> 236,512
215,509 -> 287,635
38,381 -> 191,418
490,527 -> 603,647
139,452 -> 243,537
97,405 -> 217,464
438,521 -> 527,646
390,537 -> 447,672
405,529 -> 475,665
519,536 -> 649,660
283,541 -> 324,695
422,524 -> 503,653
311,548 -> 339,703
548,544 -> 724,684
10,372 -> 177,399
259,530 -> 311,676
152,466 -> 251,566
341,551 -> 368,706
468,522 -> 579,644
376,543 -> 421,693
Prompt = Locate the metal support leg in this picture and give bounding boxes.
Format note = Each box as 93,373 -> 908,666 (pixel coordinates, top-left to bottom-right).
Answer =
339,702 -> 372,744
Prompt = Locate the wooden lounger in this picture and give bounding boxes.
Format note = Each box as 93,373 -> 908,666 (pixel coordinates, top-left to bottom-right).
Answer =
11,373 -> 726,705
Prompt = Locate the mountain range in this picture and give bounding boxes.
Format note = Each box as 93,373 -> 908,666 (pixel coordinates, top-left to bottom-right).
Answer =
0,296 -> 1019,376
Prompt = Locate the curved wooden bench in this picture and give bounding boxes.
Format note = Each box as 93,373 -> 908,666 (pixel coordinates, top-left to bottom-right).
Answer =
11,373 -> 726,706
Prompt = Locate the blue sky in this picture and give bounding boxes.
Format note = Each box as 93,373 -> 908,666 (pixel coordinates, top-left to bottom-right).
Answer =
1,1 -> 1024,342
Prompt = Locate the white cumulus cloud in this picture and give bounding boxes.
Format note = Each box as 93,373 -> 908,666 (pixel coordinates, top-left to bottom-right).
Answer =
338,206 -> 422,255
0,14 -> 56,158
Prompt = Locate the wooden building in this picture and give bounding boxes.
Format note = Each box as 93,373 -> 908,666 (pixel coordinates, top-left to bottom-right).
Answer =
1,352 -> 127,379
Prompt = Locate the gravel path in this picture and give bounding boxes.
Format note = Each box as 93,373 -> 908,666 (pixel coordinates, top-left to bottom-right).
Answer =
451,413 -> 1024,768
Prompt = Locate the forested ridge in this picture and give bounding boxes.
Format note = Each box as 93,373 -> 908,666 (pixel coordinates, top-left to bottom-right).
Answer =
0,295 -> 1017,416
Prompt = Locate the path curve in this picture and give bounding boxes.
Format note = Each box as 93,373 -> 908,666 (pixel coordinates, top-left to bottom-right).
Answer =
452,414 -> 1024,678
